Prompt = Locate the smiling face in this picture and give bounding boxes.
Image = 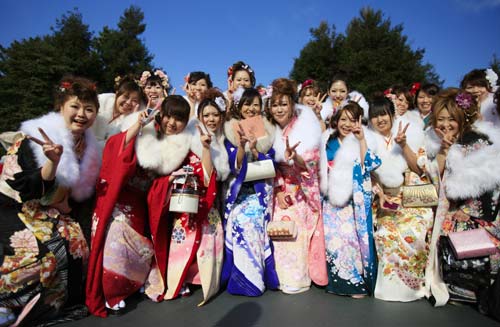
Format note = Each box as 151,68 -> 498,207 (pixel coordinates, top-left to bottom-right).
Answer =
144,82 -> 164,106
270,95 -> 293,128
161,114 -> 187,135
336,110 -> 356,140
300,88 -> 317,108
416,90 -> 433,116
241,96 -> 261,119
115,91 -> 140,115
232,70 -> 252,90
370,113 -> 392,137
201,105 -> 222,133
394,93 -> 409,116
465,83 -> 489,103
328,80 -> 348,105
435,108 -> 460,138
190,78 -> 209,102
60,96 -> 97,135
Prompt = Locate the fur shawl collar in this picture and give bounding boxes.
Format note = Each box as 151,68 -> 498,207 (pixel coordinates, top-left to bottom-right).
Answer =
273,104 -> 322,163
320,91 -> 369,120
370,116 -> 424,188
319,127 -> 377,206
445,121 -> 500,200
223,117 -> 275,156
188,119 -> 230,181
20,112 -> 101,201
424,128 -> 441,160
135,117 -> 192,176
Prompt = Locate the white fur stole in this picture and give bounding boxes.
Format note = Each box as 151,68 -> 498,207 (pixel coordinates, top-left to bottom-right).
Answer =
223,117 -> 276,156
20,112 -> 101,201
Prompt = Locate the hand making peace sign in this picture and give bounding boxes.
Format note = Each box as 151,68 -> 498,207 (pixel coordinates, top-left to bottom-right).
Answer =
394,121 -> 410,147
284,136 -> 301,162
197,124 -> 212,149
434,128 -> 457,152
352,116 -> 365,141
27,127 -> 63,163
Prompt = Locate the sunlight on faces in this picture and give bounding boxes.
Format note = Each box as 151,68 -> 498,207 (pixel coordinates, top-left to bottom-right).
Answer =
328,80 -> 348,105
161,114 -> 187,135
300,88 -> 317,107
60,96 -> 97,135
232,70 -> 252,91
201,105 -> 222,133
370,113 -> 392,137
271,95 -> 293,128
394,93 -> 409,116
241,97 -> 261,119
337,110 -> 356,140
190,79 -> 208,102
115,91 -> 140,115
465,84 -> 489,103
416,91 -> 433,115
435,108 -> 459,138
144,83 -> 164,106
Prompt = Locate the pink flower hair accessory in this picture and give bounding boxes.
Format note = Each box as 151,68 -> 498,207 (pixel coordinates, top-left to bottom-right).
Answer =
455,92 -> 473,109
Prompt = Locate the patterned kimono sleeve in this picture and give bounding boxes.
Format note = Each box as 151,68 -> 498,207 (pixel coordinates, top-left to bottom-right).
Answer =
6,138 -> 55,201
362,149 -> 381,174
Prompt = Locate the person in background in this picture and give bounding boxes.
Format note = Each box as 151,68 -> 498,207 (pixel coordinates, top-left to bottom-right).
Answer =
461,68 -> 499,126
183,71 -> 213,118
224,61 -> 256,108
414,83 -> 440,130
298,79 -> 326,131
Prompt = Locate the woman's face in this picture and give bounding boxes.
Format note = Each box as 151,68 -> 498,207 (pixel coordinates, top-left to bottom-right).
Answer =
144,82 -> 164,106
370,113 -> 392,136
190,78 -> 208,102
336,110 -> 356,140
161,114 -> 187,135
435,108 -> 459,138
201,105 -> 222,133
115,91 -> 140,115
328,80 -> 348,105
394,93 -> 409,116
60,96 -> 97,135
465,83 -> 489,103
240,97 -> 261,119
270,95 -> 293,128
300,88 -> 316,108
232,70 -> 252,90
416,90 -> 433,116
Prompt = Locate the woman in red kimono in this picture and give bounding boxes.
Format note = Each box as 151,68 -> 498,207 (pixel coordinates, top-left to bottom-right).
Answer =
86,95 -> 193,317
145,89 -> 228,305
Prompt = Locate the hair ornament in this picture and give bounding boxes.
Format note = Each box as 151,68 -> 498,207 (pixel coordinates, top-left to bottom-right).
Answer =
455,92 -> 473,110
485,68 -> 499,91
258,85 -> 273,100
409,82 -> 421,96
298,79 -> 314,93
232,86 -> 245,106
215,96 -> 227,112
59,81 -> 72,92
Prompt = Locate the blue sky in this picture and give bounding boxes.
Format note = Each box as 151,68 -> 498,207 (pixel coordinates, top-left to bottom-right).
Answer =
1,0 -> 499,91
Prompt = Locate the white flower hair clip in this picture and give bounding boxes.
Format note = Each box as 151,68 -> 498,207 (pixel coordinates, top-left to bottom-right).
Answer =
232,86 -> 245,106
215,96 -> 226,112
485,68 -> 499,92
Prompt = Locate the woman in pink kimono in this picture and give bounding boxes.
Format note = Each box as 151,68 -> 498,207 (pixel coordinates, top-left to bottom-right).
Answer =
267,78 -> 328,294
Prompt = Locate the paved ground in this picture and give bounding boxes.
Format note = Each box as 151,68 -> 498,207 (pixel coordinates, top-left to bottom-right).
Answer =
62,285 -> 499,327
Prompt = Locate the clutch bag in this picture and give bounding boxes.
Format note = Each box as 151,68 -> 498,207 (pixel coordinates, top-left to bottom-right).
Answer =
244,159 -> 276,182
448,228 -> 497,259
267,221 -> 297,240
401,183 -> 438,207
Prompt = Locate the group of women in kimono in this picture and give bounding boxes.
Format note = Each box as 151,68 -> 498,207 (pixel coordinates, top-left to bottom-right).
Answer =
0,61 -> 499,326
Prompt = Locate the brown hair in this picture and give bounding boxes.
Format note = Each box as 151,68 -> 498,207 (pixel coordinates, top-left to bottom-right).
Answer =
391,85 -> 414,110
114,75 -> 143,107
431,88 -> 479,138
460,69 -> 491,92
329,102 -> 363,139
266,78 -> 297,123
54,75 -> 99,112
198,88 -> 227,121
155,95 -> 190,137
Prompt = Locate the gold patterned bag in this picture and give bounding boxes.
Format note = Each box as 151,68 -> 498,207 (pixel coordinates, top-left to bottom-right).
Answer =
401,170 -> 438,207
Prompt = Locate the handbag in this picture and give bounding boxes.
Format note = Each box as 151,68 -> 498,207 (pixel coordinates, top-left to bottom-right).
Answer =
267,220 -> 297,240
244,159 -> 276,182
448,228 -> 497,259
401,169 -> 438,207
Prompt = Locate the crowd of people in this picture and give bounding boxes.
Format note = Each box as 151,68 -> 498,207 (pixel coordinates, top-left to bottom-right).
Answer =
0,61 -> 499,326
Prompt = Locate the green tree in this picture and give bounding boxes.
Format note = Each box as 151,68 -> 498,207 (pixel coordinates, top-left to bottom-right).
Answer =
93,5 -> 153,92
290,7 -> 442,99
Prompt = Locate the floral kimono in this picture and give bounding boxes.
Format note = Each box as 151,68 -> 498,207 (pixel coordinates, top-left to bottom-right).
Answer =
0,112 -> 100,325
319,129 -> 381,296
221,118 -> 279,296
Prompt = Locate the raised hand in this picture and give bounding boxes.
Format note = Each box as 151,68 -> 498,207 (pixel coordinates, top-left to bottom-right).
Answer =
313,93 -> 327,115
197,125 -> 212,149
284,136 -> 300,162
395,121 -> 410,147
434,128 -> 456,151
27,127 -> 63,163
352,116 -> 365,141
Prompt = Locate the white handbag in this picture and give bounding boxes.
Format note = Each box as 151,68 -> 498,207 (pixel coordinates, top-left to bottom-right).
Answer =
244,159 -> 276,182
169,166 -> 199,214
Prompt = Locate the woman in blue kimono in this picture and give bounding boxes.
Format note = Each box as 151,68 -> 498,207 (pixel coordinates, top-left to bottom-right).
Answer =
221,87 -> 279,296
319,102 -> 381,297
